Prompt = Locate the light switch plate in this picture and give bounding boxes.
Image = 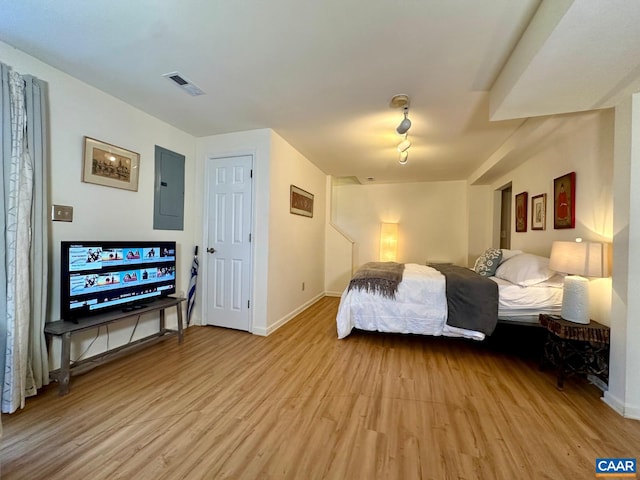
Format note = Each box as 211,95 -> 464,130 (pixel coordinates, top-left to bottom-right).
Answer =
51,205 -> 73,222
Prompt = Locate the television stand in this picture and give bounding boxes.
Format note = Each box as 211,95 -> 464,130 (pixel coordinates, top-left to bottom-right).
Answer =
122,303 -> 148,312
45,296 -> 185,396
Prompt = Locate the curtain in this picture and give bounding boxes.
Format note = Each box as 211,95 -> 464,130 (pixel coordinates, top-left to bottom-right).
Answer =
0,62 -> 49,420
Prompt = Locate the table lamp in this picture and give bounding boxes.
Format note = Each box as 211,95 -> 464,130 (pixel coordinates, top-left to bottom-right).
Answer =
549,240 -> 609,324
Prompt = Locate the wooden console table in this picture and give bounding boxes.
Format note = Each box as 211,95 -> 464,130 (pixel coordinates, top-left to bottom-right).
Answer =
539,313 -> 610,390
45,296 -> 185,396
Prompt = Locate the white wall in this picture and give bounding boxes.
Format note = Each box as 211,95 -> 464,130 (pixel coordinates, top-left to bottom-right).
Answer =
332,181 -> 468,271
195,129 -> 327,335
329,112 -> 614,320
195,129 -> 272,334
605,93 -> 640,419
324,178 -> 355,296
467,185 -> 493,266
324,224 -> 353,296
267,132 -> 327,332
488,111 -> 614,255
484,110 -> 614,325
3,37 -> 330,367
0,41 -> 197,367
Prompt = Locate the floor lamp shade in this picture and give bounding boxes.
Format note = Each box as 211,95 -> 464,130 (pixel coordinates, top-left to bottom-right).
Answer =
549,241 -> 609,324
379,223 -> 398,262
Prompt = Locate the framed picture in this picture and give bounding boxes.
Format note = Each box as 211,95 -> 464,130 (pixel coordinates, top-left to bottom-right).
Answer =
83,137 -> 140,191
515,191 -> 528,232
531,193 -> 546,230
553,171 -> 576,229
290,185 -> 314,217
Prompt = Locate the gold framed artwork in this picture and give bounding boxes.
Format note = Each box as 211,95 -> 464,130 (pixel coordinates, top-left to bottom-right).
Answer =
290,185 -> 314,217
82,136 -> 140,191
531,193 -> 546,230
553,171 -> 576,229
515,191 -> 528,232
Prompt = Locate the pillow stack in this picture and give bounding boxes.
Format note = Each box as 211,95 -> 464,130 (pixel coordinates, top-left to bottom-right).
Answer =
473,248 -> 555,287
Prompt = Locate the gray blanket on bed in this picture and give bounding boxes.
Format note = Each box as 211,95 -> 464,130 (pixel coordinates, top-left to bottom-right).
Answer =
431,264 -> 498,335
348,262 -> 405,299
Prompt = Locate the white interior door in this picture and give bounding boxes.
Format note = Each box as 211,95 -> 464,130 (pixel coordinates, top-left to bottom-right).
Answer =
204,155 -> 253,331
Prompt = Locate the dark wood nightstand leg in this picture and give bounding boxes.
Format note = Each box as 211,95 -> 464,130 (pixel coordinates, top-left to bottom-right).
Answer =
540,332 -> 552,371
557,339 -> 566,390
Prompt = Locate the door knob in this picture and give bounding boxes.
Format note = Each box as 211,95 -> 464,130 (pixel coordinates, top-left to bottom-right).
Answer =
207,247 -> 216,254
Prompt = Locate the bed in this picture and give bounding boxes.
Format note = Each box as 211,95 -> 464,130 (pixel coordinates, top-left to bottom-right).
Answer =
336,249 -> 563,341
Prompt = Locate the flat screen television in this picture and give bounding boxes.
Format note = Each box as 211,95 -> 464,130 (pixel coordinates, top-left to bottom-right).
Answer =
60,240 -> 177,321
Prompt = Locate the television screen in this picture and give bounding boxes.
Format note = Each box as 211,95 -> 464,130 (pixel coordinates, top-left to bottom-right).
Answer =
60,240 -> 177,321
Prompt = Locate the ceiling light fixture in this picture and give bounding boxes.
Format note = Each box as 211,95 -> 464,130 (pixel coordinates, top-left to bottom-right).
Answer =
397,137 -> 411,153
390,94 -> 413,165
396,107 -> 412,135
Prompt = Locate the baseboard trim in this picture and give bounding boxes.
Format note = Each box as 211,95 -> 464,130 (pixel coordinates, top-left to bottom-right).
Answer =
587,374 -> 608,392
623,404 -> 640,420
253,292 -> 342,337
259,292 -> 326,336
602,391 -> 625,416
324,291 -> 343,297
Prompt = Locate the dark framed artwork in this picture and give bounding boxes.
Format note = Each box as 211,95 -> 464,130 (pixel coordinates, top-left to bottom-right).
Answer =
553,172 -> 576,229
515,191 -> 528,232
290,185 -> 314,217
531,193 -> 546,230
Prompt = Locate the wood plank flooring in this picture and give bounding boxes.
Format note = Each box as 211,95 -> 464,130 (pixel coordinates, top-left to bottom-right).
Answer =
1,296 -> 639,479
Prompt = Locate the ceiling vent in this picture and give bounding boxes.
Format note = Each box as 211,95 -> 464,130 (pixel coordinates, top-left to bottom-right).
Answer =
162,71 -> 206,96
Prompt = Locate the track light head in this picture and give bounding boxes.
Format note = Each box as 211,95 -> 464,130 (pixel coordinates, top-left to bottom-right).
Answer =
396,107 -> 412,135
399,151 -> 408,164
397,138 -> 411,153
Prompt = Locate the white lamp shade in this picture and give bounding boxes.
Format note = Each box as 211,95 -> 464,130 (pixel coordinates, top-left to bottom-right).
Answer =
379,223 -> 398,262
549,240 -> 610,324
549,241 -> 609,277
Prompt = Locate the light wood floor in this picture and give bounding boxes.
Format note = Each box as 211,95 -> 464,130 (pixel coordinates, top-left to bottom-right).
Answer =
1,296 -> 639,479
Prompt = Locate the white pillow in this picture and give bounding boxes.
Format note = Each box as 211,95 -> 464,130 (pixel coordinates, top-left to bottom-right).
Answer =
494,253 -> 555,286
499,249 -> 523,264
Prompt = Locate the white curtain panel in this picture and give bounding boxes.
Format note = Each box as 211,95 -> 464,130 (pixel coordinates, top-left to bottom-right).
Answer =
0,63 -> 49,418
24,73 -> 49,398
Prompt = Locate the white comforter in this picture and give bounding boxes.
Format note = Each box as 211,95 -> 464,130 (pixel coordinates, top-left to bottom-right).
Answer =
336,263 -> 485,341
490,274 -> 563,320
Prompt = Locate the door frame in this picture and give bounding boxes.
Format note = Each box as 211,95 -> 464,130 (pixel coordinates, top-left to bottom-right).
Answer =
494,182 -> 512,249
201,152 -> 256,332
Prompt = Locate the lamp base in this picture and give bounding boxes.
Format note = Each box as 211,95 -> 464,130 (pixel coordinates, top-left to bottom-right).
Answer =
561,275 -> 590,324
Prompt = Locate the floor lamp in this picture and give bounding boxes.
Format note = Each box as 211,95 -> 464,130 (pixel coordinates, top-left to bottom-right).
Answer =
549,240 -> 609,324
379,223 -> 398,262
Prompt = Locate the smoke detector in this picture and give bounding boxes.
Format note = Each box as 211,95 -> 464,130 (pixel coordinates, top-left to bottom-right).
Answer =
162,72 -> 206,96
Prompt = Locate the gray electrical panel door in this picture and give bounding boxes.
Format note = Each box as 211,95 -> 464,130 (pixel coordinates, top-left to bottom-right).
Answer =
153,146 -> 185,230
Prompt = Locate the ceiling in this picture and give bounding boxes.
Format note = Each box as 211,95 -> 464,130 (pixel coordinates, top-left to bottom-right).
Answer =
1,1 -> 639,184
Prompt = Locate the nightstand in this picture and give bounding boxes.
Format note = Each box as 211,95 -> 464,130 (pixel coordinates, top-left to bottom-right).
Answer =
539,314 -> 610,390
